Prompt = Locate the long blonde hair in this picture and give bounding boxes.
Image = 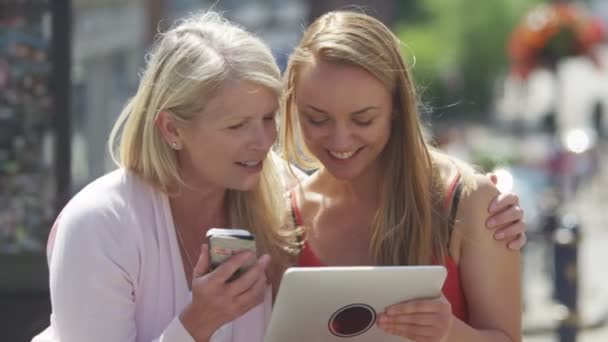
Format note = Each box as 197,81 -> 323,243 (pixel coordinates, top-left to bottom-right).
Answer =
280,11 -> 453,265
109,11 -> 295,272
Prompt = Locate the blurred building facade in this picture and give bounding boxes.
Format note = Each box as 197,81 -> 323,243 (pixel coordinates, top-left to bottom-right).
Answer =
70,0 -> 147,190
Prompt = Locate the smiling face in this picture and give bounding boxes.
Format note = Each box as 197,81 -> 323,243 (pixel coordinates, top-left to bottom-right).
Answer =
176,78 -> 279,191
294,60 -> 393,181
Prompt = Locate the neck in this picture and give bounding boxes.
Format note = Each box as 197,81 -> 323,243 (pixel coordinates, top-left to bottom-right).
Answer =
317,161 -> 383,205
169,185 -> 228,237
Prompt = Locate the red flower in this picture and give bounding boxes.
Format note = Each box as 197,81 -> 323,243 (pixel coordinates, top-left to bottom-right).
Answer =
508,4 -> 605,79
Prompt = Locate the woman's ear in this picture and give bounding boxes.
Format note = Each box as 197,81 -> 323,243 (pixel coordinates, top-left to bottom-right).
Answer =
155,110 -> 182,150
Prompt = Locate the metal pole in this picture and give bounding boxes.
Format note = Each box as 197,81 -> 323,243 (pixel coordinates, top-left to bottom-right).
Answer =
553,215 -> 580,342
51,0 -> 72,215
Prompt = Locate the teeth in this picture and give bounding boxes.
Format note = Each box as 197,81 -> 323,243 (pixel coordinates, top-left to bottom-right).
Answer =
329,150 -> 355,159
241,161 -> 261,167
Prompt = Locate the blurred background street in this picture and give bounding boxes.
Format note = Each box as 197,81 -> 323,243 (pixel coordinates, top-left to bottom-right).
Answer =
1,0 -> 607,341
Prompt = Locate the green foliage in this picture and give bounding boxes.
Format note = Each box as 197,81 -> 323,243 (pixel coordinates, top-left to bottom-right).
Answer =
396,0 -> 432,25
470,150 -> 516,173
395,0 -> 543,120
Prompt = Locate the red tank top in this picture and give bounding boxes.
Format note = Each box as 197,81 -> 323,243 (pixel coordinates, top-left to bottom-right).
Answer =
290,173 -> 469,322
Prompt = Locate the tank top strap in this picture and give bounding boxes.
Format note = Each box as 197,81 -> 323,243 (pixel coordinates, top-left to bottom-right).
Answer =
289,190 -> 303,227
445,166 -> 463,229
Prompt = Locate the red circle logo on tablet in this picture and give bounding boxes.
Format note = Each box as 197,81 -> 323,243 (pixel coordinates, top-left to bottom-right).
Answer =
328,304 -> 376,337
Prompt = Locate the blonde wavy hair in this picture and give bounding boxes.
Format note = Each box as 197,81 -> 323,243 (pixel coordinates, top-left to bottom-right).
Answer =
109,11 -> 295,274
280,11 -> 468,266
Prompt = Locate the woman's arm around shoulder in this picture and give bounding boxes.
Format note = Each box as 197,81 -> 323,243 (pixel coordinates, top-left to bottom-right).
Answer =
450,174 -> 522,342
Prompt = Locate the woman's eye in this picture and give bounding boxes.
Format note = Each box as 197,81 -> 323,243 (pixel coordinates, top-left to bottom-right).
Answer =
264,115 -> 276,122
227,122 -> 245,130
307,117 -> 328,126
354,119 -> 373,126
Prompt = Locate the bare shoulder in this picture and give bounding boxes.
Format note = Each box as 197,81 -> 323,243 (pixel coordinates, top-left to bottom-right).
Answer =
429,151 -> 497,237
456,173 -> 522,340
462,173 -> 499,207
447,172 -> 501,260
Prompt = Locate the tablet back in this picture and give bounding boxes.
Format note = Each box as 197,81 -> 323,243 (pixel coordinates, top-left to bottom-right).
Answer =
265,266 -> 447,342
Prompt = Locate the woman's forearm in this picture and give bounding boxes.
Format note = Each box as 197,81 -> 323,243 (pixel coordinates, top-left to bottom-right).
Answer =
447,317 -> 521,342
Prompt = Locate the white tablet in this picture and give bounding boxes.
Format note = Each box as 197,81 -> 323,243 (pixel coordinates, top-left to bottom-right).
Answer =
265,265 -> 447,342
